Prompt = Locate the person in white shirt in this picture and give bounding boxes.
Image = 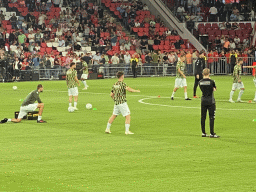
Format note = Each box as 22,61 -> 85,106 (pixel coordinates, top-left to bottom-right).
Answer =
134,21 -> 140,27
234,36 -> 240,45
209,6 -> 218,22
111,53 -> 120,65
28,31 -> 35,44
229,40 -> 236,49
12,57 -> 21,81
58,37 -> 65,47
10,42 -> 17,52
124,52 -> 131,75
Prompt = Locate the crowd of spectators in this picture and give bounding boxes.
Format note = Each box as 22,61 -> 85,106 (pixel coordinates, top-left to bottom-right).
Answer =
162,0 -> 256,23
0,0 -> 255,81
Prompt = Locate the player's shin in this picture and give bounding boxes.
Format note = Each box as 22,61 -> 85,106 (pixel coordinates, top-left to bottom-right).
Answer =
238,90 -> 244,100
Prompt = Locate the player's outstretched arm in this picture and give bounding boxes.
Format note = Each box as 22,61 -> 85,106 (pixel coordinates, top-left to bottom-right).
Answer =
243,66 -> 256,68
126,87 -> 140,93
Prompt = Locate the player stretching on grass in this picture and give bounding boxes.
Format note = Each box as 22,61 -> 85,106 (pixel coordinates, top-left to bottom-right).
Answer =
66,62 -> 80,110
171,54 -> 191,100
105,71 -> 140,135
80,58 -> 89,90
0,84 -> 46,123
199,68 -> 219,138
229,58 -> 244,103
243,65 -> 256,102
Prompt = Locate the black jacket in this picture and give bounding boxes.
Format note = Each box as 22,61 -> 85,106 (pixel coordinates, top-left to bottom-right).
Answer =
194,57 -> 205,75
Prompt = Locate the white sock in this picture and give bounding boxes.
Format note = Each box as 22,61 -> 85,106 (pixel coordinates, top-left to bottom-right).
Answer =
184,92 -> 188,99
238,90 -> 244,100
107,123 -> 111,130
125,124 -> 130,132
69,103 -> 72,107
82,81 -> 87,87
254,91 -> 256,100
171,91 -> 175,97
38,116 -> 42,121
230,90 -> 234,100
8,119 -> 12,122
74,102 -> 77,108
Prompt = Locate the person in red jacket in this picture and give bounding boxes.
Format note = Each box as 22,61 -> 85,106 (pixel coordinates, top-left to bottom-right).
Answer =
207,50 -> 214,73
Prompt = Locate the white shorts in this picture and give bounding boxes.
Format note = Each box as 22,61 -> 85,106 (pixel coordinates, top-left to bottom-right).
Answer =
232,82 -> 244,90
81,74 -> 88,79
113,102 -> 130,117
253,79 -> 256,87
175,78 -> 187,88
68,87 -> 78,96
18,103 -> 38,119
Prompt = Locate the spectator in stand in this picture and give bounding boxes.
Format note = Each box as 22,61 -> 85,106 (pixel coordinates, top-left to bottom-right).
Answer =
92,52 -> 101,72
124,52 -> 131,75
223,38 -> 230,52
73,42 -> 81,51
148,37 -> 154,52
243,38 -> 250,48
32,54 -> 40,71
18,32 -> 26,46
124,40 -> 131,51
229,40 -> 236,50
143,4 -> 149,10
225,22 -> 231,30
145,52 -> 152,75
232,22 -> 240,30
177,5 -> 185,22
209,5 -> 218,22
234,35 -> 240,46
111,34 -> 117,47
192,0 -> 200,13
186,51 -> 192,75
140,39 -> 148,55
152,51 -> 158,64
171,28 -> 178,36
111,53 -> 119,65
58,37 -> 65,47
10,13 -> 17,29
208,50 -> 214,73
229,49 -> 237,73
28,42 -> 35,52
215,36 -> 221,53
174,40 -> 181,49
218,50 -> 226,73
219,22 -> 225,30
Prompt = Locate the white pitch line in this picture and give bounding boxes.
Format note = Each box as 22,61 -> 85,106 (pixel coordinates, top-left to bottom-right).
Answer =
138,97 -> 256,111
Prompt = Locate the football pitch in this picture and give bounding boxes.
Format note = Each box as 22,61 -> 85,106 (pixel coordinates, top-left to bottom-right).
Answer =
0,76 -> 255,191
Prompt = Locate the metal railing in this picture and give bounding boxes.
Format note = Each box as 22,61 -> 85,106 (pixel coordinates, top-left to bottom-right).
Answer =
1,57 -> 254,82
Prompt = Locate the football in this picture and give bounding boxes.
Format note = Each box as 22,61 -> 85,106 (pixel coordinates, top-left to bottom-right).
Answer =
86,103 -> 92,110
13,86 -> 17,90
68,107 -> 75,112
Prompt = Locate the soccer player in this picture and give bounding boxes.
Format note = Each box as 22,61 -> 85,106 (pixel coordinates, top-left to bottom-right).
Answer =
80,58 -> 89,90
193,51 -> 205,98
171,54 -> 191,100
0,84 -> 46,123
105,71 -> 140,135
243,65 -> 256,102
229,58 -> 244,103
66,62 -> 80,110
199,68 -> 219,138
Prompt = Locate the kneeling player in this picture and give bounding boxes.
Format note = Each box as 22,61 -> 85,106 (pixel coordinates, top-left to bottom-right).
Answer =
199,68 -> 219,138
0,84 -> 46,123
105,71 -> 140,135
229,58 -> 244,103
171,54 -> 191,100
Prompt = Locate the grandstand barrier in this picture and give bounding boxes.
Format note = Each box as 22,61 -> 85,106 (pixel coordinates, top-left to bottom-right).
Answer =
1,57 -> 254,82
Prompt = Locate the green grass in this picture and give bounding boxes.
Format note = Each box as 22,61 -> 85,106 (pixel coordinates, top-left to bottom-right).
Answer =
0,76 -> 256,191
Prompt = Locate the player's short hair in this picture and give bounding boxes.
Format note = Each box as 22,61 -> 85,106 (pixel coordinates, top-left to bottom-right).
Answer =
202,68 -> 210,76
238,58 -> 243,62
37,84 -> 43,90
116,71 -> 124,78
70,62 -> 75,67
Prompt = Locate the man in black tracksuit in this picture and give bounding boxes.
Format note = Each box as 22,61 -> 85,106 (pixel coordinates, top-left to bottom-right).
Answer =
194,51 -> 205,98
199,68 -> 219,138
